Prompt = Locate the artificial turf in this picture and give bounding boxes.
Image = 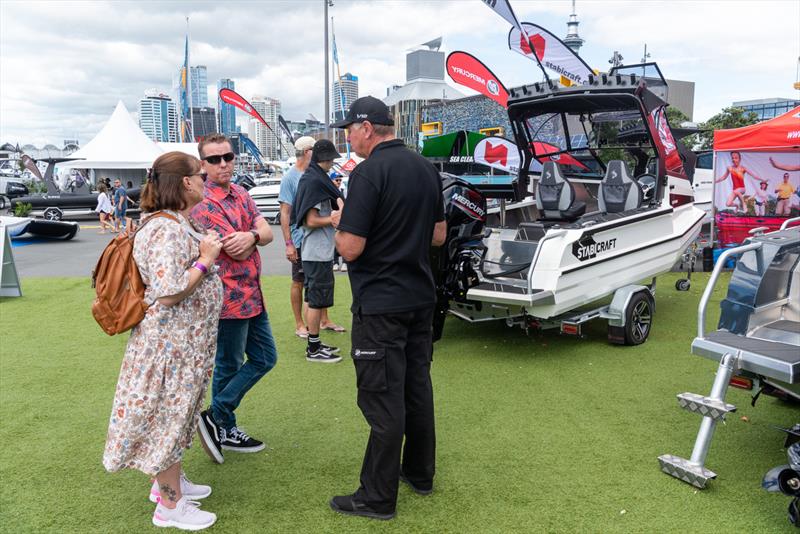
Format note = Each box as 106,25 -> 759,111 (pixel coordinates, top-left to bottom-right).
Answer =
0,274 -> 796,533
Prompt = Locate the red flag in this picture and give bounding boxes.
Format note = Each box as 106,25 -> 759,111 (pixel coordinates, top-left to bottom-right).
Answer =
219,88 -> 269,127
446,51 -> 509,108
509,23 -> 594,86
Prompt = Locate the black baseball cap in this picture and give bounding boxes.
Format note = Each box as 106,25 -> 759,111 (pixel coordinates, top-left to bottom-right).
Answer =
331,96 -> 394,128
311,139 -> 341,162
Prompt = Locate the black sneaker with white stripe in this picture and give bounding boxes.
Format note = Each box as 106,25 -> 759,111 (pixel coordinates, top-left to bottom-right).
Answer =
197,409 -> 224,464
306,345 -> 342,363
321,343 -> 340,354
220,426 -> 265,453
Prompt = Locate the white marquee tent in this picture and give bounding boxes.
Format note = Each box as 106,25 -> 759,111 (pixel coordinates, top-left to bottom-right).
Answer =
59,101 -> 162,170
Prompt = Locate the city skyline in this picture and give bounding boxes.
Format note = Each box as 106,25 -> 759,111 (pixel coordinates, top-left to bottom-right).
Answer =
1,0 -> 797,146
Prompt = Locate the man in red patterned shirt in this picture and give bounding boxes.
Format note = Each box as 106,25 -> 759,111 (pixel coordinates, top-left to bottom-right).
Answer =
192,133 -> 277,464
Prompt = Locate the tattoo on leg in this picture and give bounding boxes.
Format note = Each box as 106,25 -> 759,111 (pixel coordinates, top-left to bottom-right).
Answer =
159,483 -> 178,502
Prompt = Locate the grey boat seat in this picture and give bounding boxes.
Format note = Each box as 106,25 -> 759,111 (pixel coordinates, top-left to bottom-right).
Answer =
598,160 -> 644,214
535,162 -> 586,221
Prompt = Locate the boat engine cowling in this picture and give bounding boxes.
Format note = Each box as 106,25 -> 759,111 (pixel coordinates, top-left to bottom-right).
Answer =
432,173 -> 488,341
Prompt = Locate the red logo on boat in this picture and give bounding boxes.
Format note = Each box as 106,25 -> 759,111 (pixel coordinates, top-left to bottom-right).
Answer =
520,32 -> 546,61
484,142 -> 508,166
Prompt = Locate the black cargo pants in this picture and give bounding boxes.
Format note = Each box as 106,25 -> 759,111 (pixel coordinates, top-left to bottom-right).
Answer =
350,306 -> 436,513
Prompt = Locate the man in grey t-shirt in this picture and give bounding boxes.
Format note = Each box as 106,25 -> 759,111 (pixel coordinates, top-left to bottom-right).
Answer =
298,140 -> 344,363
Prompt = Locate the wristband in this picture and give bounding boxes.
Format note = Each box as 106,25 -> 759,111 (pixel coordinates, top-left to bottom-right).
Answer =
192,261 -> 208,275
250,229 -> 260,245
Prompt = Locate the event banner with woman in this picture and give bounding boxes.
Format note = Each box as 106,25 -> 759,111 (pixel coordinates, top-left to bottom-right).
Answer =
714,151 -> 800,244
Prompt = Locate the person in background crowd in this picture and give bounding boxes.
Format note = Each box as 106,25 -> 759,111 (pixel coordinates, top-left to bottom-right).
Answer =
192,133 -> 277,463
292,139 -> 345,363
103,151 -> 223,531
279,136 -> 347,338
329,96 -> 447,520
94,182 -> 114,233
753,180 -> 769,216
775,172 -> 797,216
113,178 -> 128,232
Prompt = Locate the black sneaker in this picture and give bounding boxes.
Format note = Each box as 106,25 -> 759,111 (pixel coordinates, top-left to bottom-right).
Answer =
321,343 -> 340,354
399,469 -> 433,496
197,409 -> 224,464
306,346 -> 343,363
220,426 -> 265,453
329,495 -> 395,520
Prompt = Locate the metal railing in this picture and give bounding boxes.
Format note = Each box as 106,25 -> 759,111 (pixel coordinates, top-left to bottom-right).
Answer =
780,217 -> 800,231
697,242 -> 761,339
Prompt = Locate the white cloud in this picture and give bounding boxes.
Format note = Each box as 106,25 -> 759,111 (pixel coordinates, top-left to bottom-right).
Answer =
1,0 -> 797,146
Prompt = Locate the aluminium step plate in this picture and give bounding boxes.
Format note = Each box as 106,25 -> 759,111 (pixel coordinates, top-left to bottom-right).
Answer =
658,454 -> 717,489
677,392 -> 736,421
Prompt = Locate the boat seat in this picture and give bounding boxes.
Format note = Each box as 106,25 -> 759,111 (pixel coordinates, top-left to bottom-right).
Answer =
598,160 -> 644,214
535,162 -> 586,221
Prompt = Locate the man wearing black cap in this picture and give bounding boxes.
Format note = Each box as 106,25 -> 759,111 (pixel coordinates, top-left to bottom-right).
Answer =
328,96 -> 447,519
292,139 -> 345,363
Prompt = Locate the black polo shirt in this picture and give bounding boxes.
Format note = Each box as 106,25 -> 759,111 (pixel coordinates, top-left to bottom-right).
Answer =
338,139 -> 444,315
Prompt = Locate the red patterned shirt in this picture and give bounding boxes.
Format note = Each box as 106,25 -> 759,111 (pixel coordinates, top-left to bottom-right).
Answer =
191,181 -> 265,319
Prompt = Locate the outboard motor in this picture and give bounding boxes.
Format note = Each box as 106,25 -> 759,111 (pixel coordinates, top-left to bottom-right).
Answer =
432,173 -> 487,341
763,425 -> 800,528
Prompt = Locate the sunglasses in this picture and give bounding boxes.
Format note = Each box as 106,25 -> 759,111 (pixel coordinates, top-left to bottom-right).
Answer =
194,172 -> 208,182
202,152 -> 235,165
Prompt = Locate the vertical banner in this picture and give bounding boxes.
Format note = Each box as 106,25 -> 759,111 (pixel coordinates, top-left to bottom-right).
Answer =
219,88 -> 270,127
479,0 -> 550,81
278,115 -> 294,143
446,51 -> 509,108
508,22 -> 594,86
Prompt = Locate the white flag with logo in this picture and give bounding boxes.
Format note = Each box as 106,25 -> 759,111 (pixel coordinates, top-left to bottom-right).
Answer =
508,22 -> 594,86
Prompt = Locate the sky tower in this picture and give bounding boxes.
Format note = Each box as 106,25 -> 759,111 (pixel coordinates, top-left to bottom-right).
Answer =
563,0 -> 585,54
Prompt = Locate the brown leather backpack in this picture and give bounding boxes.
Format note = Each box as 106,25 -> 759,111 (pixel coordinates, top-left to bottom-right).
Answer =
91,211 -> 178,335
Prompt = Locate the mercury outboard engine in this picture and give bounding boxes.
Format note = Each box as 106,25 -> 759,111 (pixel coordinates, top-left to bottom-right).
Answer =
764,425 -> 800,528
432,173 -> 488,341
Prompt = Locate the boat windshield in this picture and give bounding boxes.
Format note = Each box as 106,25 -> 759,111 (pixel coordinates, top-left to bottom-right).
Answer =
514,99 -> 659,179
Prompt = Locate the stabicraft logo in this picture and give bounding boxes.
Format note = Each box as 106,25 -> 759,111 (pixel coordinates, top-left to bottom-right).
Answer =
572,235 -> 617,261
452,192 -> 486,219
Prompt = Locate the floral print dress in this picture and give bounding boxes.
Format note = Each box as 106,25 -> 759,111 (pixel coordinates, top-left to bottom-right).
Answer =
103,212 -> 222,476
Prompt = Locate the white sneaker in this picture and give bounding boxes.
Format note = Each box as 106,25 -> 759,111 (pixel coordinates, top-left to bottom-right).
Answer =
340,263 -> 348,272
333,263 -> 340,271
150,473 -> 212,503
152,496 -> 216,530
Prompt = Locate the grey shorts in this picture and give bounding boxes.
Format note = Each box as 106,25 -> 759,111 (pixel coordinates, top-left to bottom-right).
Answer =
302,260 -> 334,309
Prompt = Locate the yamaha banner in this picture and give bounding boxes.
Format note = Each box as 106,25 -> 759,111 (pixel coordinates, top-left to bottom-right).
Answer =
508,23 -> 594,85
219,88 -> 269,126
446,51 -> 509,108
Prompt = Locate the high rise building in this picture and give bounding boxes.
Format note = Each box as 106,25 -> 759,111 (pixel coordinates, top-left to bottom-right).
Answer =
138,89 -> 179,142
384,44 -> 465,149
190,65 -> 209,107
217,78 -> 236,135
249,96 -> 283,160
563,1 -> 585,54
332,72 -> 359,121
191,107 -> 218,141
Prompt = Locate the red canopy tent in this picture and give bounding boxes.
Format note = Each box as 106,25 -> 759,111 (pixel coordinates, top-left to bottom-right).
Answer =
714,106 -> 800,152
712,106 -> 800,245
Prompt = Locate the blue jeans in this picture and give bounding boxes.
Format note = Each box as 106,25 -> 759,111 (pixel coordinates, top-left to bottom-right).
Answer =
211,310 -> 278,430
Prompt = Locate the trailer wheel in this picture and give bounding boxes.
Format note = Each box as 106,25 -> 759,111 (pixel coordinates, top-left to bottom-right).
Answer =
43,207 -> 63,221
623,291 -> 653,346
675,279 -> 691,291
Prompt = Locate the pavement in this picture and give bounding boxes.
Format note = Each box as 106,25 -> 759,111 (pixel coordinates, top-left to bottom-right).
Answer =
8,219 -> 293,278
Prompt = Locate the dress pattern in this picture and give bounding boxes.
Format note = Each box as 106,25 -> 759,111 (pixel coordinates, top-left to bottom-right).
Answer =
103,212 -> 223,476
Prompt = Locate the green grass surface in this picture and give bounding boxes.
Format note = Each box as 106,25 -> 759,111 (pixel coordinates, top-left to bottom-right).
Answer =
0,274 -> 796,533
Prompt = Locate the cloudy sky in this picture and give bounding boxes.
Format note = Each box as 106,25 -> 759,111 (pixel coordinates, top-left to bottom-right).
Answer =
1,0 -> 798,147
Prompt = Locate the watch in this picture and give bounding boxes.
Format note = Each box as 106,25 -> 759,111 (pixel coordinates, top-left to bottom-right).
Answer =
250,230 -> 260,245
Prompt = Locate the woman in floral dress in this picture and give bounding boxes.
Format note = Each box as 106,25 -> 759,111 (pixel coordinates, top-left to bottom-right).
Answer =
103,152 -> 223,531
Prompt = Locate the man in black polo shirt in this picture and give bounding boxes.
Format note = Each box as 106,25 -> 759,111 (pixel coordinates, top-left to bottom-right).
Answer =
328,96 -> 447,520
